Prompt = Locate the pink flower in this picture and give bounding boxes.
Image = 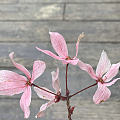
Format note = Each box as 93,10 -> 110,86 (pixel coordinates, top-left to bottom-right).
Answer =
0,52 -> 46,118
36,32 -> 84,65
78,50 -> 120,104
34,68 -> 61,118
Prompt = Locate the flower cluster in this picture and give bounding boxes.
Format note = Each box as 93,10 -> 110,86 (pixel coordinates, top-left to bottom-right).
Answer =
0,32 -> 120,119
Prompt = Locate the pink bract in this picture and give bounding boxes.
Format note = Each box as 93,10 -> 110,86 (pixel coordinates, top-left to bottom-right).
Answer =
34,68 -> 61,118
0,52 -> 46,118
36,32 -> 84,65
78,50 -> 120,104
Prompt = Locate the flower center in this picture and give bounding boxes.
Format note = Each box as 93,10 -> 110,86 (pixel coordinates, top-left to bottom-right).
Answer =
26,80 -> 32,86
98,78 -> 104,84
65,56 -> 72,60
100,100 -> 104,103
55,91 -> 61,103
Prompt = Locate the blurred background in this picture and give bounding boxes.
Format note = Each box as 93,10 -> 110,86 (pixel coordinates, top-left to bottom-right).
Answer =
0,0 -> 120,119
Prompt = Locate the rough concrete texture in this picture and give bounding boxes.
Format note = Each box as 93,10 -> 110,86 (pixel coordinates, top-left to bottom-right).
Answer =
0,0 -> 120,119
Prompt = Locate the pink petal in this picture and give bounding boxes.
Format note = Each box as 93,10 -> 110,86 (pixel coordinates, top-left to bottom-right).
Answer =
9,52 -> 31,80
35,111 -> 44,118
0,70 -> 27,82
0,84 -> 25,96
31,60 -> 46,83
93,83 -> 111,104
20,86 -> 31,118
36,47 -> 79,65
36,47 -> 63,60
49,32 -> 68,58
75,41 -> 79,58
36,100 -> 55,118
78,60 -> 97,80
75,33 -> 84,57
34,87 -> 55,101
103,62 -> 120,82
0,70 -> 26,95
51,68 -> 61,93
62,58 -> 79,65
96,50 -> 111,78
105,78 -> 120,87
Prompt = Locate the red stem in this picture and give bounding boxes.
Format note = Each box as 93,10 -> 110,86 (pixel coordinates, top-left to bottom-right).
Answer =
69,82 -> 97,98
65,64 -> 72,120
32,83 -> 57,96
31,83 -> 66,100
66,64 -> 69,96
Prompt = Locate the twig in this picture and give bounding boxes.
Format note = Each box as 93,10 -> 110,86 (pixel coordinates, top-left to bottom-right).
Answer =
66,64 -> 69,96
69,82 -> 97,98
65,64 -> 72,120
32,83 -> 66,100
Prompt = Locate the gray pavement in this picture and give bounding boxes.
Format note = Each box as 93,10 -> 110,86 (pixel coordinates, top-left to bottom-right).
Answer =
0,0 -> 120,119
